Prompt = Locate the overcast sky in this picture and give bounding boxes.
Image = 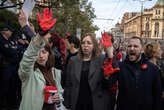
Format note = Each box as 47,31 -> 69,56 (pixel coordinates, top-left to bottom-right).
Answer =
88,0 -> 158,38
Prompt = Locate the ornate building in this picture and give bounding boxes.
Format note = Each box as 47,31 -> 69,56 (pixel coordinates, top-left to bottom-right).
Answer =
110,23 -> 124,42
121,0 -> 164,39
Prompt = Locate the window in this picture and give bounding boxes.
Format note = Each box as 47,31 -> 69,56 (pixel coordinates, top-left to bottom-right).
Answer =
154,22 -> 159,37
145,17 -> 150,21
155,9 -> 160,15
146,23 -> 149,30
158,10 -> 160,14
145,23 -> 149,37
145,32 -> 150,38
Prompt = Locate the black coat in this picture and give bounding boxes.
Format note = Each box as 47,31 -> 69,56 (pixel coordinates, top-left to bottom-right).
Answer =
112,56 -> 162,110
64,55 -> 116,110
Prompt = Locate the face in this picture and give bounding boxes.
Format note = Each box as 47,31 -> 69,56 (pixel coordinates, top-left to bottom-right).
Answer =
127,39 -> 142,62
113,43 -> 118,50
155,47 -> 163,59
37,48 -> 49,66
81,36 -> 94,57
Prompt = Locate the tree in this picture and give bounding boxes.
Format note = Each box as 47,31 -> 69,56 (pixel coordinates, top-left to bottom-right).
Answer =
55,0 -> 99,37
32,0 -> 99,37
10,0 -> 21,4
0,9 -> 21,36
0,0 -> 22,9
0,0 -> 99,38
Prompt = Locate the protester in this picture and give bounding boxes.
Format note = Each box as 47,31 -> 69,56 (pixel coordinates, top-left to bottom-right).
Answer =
64,32 -> 120,110
18,9 -> 63,110
110,36 -> 162,110
61,34 -> 80,88
48,32 -> 66,70
144,42 -> 164,110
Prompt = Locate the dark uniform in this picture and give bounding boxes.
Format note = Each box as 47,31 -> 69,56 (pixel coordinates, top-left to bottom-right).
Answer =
0,33 -> 20,109
17,34 -> 29,62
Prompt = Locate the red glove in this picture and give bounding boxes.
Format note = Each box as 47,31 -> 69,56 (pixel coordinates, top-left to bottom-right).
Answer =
100,32 -> 112,47
37,8 -> 56,32
102,58 -> 120,77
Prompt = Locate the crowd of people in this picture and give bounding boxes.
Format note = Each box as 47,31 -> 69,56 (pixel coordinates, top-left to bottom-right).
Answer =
0,8 -> 164,110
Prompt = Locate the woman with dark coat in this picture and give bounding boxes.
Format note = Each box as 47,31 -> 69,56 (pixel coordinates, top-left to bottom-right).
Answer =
64,33 -> 119,110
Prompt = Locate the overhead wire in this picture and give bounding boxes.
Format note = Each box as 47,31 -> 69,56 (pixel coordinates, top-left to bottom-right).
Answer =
112,0 -> 129,22
108,0 -> 121,18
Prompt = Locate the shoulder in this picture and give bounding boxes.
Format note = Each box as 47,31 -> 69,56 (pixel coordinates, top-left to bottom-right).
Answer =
99,54 -> 106,60
52,68 -> 61,79
0,36 -> 6,43
69,55 -> 81,62
90,54 -> 106,66
146,61 -> 160,76
54,68 -> 61,74
147,61 -> 158,70
119,60 -> 126,67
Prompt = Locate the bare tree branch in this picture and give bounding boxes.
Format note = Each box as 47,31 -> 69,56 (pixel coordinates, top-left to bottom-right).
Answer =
0,3 -> 22,9
0,0 -> 7,6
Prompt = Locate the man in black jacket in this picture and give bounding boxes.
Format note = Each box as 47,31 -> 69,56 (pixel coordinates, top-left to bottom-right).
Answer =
61,34 -> 80,88
112,36 -> 162,110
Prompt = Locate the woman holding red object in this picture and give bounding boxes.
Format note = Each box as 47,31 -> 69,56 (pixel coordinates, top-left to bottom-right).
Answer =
18,9 -> 63,110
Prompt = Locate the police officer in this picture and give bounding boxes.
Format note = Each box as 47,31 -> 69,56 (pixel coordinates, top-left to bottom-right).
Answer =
0,25 -> 20,110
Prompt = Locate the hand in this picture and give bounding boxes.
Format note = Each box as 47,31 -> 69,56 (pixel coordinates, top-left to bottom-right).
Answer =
18,39 -> 25,45
103,58 -> 120,77
51,94 -> 60,104
24,40 -> 29,44
37,8 -> 56,32
18,10 -> 27,27
100,32 -> 112,47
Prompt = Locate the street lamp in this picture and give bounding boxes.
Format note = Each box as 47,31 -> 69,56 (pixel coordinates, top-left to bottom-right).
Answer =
133,0 -> 152,38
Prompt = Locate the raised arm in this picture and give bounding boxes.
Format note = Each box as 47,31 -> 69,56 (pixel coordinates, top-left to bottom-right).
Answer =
100,32 -> 120,78
18,9 -> 56,82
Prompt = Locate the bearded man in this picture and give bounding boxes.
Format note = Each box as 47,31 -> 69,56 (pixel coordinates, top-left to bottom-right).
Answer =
111,36 -> 162,110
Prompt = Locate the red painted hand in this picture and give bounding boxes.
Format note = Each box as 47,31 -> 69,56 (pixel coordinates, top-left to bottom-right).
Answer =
100,32 -> 112,47
103,58 -> 120,77
37,8 -> 56,32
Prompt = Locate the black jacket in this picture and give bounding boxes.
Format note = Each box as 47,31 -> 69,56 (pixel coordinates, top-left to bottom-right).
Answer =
64,55 -> 119,110
111,55 -> 162,110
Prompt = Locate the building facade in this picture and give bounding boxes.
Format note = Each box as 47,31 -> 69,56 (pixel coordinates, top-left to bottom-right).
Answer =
110,23 -> 124,42
121,0 -> 164,39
